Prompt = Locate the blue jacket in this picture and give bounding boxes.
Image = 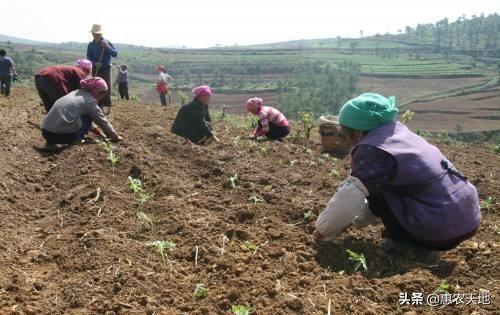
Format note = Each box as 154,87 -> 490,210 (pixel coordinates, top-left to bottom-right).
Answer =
86,39 -> 118,69
0,56 -> 13,76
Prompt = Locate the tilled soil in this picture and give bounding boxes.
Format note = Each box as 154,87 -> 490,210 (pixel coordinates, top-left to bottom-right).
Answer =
0,88 -> 498,314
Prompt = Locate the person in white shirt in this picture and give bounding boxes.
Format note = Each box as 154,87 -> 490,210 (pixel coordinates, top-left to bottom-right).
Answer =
156,65 -> 172,105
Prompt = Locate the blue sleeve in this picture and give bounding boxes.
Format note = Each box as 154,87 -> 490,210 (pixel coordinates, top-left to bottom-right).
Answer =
106,41 -> 118,57
86,43 -> 93,61
351,145 -> 398,195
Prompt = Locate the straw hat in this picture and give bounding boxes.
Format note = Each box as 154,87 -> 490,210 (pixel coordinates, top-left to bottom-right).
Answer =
90,24 -> 103,34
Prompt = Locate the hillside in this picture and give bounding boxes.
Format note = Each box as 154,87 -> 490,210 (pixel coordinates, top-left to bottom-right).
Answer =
1,13 -> 499,134
0,88 -> 498,314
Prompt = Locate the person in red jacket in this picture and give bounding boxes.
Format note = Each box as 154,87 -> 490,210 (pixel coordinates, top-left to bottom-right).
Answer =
35,59 -> 93,113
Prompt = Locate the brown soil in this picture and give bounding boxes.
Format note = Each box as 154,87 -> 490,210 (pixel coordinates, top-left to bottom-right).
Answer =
0,88 -> 498,314
407,88 -> 500,132
358,77 -> 485,104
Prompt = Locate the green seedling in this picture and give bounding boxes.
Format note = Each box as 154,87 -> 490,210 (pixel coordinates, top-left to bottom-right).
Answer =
107,151 -> 119,174
136,211 -> 153,228
248,196 -> 264,204
242,241 -> 258,253
303,210 -> 313,221
480,196 -> 493,211
435,280 -> 450,293
228,174 -> 238,189
401,110 -> 415,123
346,249 -> 367,272
127,176 -> 145,193
97,140 -> 119,174
232,305 -> 251,315
148,240 -> 176,261
329,169 -> 340,178
97,140 -> 115,153
289,159 -> 297,167
138,192 -> 153,204
493,144 -> 500,154
193,283 -> 209,300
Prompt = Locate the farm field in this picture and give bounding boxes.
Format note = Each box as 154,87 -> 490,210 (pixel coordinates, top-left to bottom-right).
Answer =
406,88 -> 500,132
0,88 -> 498,314
138,76 -> 492,131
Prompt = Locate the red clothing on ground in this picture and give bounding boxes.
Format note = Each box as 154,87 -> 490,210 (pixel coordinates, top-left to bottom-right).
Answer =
38,66 -> 86,96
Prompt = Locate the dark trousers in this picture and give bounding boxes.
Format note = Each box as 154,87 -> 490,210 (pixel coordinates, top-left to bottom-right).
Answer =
118,82 -> 129,100
42,115 -> 92,144
0,75 -> 11,97
159,92 -> 167,105
368,193 -> 478,251
258,121 -> 290,140
35,75 -> 64,112
93,66 -> 112,107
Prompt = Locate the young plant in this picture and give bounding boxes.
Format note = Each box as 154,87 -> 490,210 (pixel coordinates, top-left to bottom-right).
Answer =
346,249 -> 367,272
148,240 -> 176,261
480,196 -> 493,211
127,176 -> 145,193
136,211 -> 153,228
248,196 -> 264,204
193,283 -> 209,300
298,111 -> 315,141
401,110 -> 415,123
228,174 -> 238,189
107,151 -> 119,174
177,90 -> 189,105
232,305 -> 251,315
242,241 -> 258,253
303,210 -> 313,221
138,192 -> 153,204
97,140 -> 119,174
329,169 -> 340,178
289,159 -> 298,167
435,280 -> 450,293
493,144 -> 500,154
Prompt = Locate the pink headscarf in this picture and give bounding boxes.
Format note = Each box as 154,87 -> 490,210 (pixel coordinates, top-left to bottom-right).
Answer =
75,59 -> 93,74
246,97 -> 263,112
79,77 -> 108,98
192,85 -> 212,97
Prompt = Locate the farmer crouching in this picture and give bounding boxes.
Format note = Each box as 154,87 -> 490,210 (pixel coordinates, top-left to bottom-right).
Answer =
313,93 -> 480,262
171,85 -> 220,144
35,59 -> 93,113
245,97 -> 290,141
41,77 -> 123,151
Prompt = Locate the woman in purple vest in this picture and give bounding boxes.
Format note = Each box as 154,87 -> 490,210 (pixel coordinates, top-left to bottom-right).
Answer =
313,93 -> 480,261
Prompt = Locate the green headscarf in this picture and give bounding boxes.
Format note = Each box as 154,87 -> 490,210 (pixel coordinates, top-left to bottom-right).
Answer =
339,93 -> 398,131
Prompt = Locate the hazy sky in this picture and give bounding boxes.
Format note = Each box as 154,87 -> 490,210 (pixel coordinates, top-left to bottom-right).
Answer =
2,0 -> 498,48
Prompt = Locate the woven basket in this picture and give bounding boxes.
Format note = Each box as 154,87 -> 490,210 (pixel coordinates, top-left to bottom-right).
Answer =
318,116 -> 349,154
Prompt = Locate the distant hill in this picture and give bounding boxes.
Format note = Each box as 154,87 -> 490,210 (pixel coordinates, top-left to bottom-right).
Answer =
0,34 -> 51,46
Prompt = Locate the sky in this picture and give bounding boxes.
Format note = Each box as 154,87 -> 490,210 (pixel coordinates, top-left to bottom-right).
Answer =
1,0 -> 498,48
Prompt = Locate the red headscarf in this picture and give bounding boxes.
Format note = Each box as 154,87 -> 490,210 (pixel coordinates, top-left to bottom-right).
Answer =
79,77 -> 108,99
192,85 -> 212,97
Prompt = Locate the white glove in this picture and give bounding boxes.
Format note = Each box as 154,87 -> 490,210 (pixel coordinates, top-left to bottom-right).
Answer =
315,176 -> 369,240
351,202 -> 378,227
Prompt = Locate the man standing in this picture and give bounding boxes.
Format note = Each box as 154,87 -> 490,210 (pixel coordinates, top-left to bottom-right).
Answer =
0,49 -> 17,97
86,24 -> 118,114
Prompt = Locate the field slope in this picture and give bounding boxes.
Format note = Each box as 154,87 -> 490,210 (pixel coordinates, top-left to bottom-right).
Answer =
0,89 -> 498,314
